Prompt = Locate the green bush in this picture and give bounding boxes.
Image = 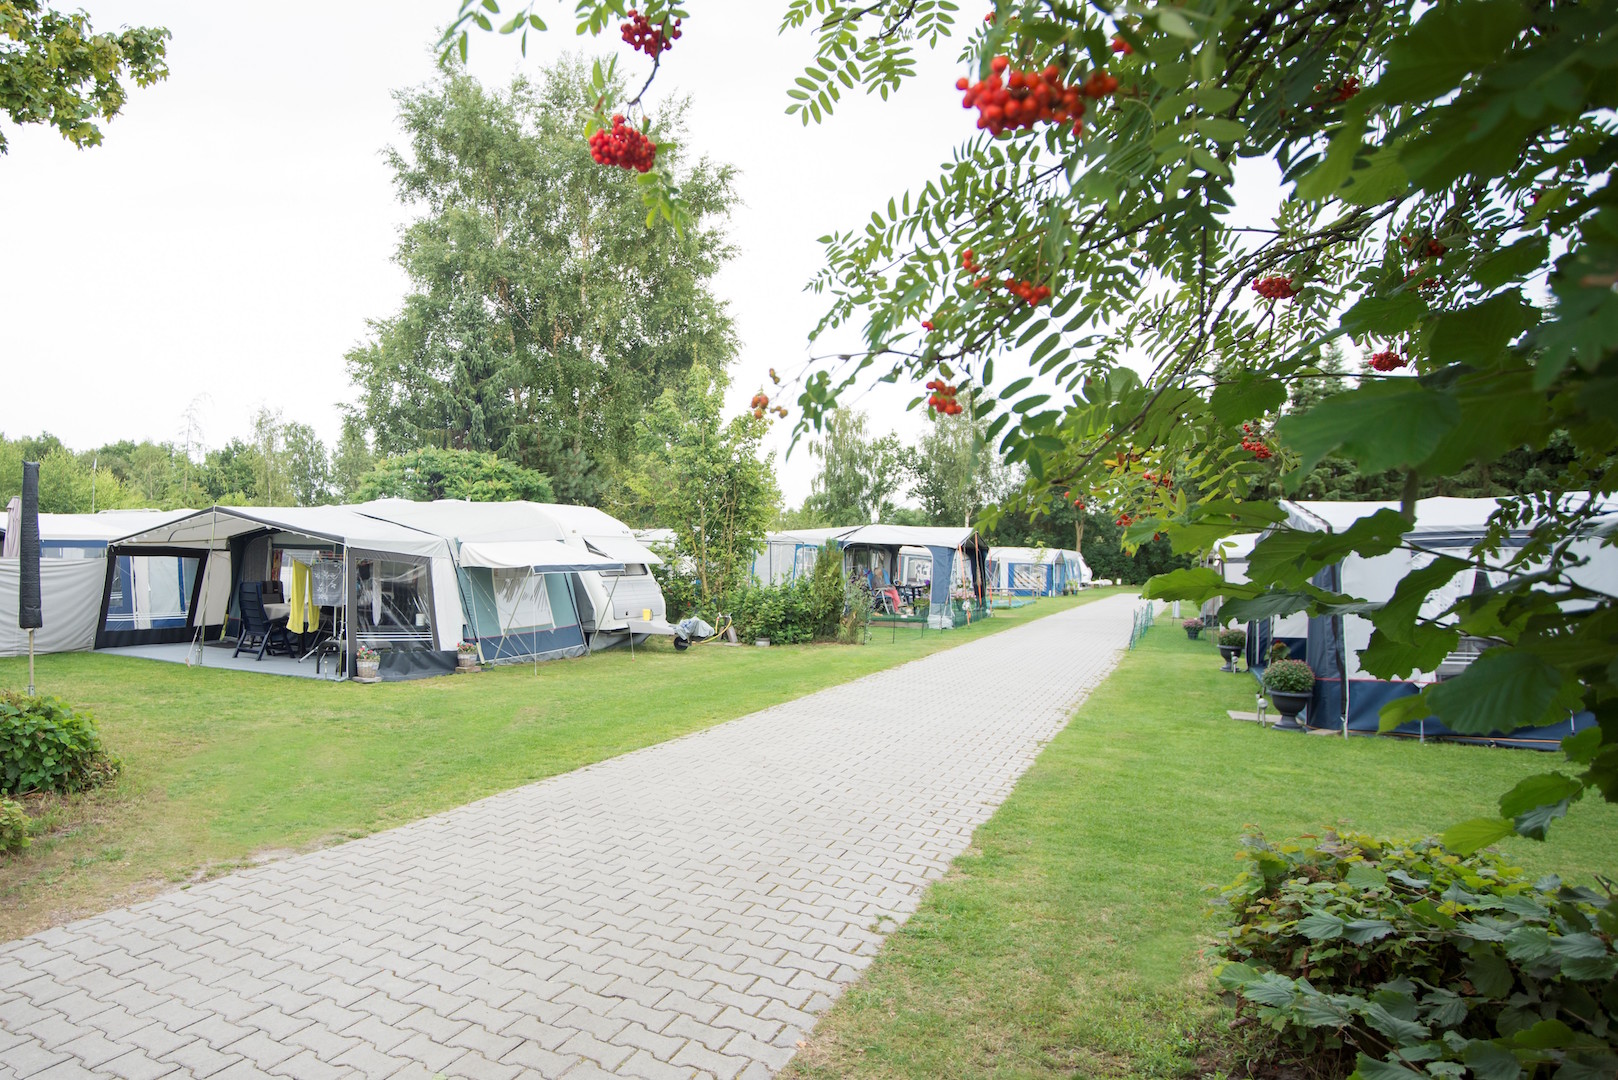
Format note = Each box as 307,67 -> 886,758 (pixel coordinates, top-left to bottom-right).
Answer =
728,577 -> 819,645
0,691 -> 121,796
1212,829 -> 1618,1079
0,797 -> 28,854
1262,659 -> 1315,693
1217,627 -> 1247,648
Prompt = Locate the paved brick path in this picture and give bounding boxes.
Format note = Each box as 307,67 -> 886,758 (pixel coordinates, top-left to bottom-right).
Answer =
0,595 -> 1140,1080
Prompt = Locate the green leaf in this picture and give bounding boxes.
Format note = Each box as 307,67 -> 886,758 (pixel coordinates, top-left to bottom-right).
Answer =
1372,1 -> 1531,104
1364,1003 -> 1429,1046
1498,773 -> 1583,819
1425,649 -> 1574,735
1298,910 -> 1346,940
1351,1053 -> 1427,1080
1296,109 -> 1367,201
1210,373 -> 1287,424
1368,556 -> 1469,644
1461,1039 -> 1524,1080
1428,292 -> 1537,368
1275,383 -> 1460,479
1474,236 -> 1550,291
1441,817 -> 1514,855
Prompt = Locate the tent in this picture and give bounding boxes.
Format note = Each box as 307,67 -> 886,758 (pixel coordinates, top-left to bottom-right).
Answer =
353,499 -> 621,664
987,547 -> 1090,596
104,506 -> 465,680
750,527 -> 856,586
516,503 -> 671,648
1245,497 -> 1612,748
1,508 -> 200,658
838,524 -> 988,629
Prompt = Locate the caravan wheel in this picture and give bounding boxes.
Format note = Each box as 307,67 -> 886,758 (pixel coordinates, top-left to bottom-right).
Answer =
673,636 -> 690,651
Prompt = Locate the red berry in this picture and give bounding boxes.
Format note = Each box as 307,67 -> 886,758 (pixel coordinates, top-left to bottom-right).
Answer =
1110,36 -> 1133,55
589,114 -> 657,172
620,11 -> 681,58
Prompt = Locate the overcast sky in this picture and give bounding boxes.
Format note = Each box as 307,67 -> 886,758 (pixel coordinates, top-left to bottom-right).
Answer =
0,3 -> 1289,508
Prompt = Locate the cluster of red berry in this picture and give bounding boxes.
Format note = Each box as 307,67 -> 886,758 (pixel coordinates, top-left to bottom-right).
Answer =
589,115 -> 657,172
1111,36 -> 1133,54
1251,275 -> 1297,300
1400,234 -> 1447,258
1240,422 -> 1273,460
925,379 -> 964,416
1334,76 -> 1361,102
620,10 -> 681,58
921,319 -> 935,331
1368,350 -> 1408,372
748,392 -> 787,420
1003,278 -> 1052,305
957,56 -> 1112,136
1115,513 -> 1133,527
1065,490 -> 1085,509
1142,471 -> 1173,489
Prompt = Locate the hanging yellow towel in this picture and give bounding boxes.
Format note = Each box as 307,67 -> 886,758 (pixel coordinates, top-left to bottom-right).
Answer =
288,560 -> 311,635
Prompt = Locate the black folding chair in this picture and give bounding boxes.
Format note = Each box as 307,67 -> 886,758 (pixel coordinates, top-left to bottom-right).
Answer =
233,581 -> 293,660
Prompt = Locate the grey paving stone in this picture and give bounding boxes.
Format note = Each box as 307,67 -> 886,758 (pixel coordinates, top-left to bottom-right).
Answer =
0,597 -> 1135,1079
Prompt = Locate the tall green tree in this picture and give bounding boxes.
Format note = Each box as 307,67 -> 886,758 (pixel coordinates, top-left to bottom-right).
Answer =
805,408 -> 906,526
353,446 -> 553,503
616,364 -> 779,602
906,411 -> 1011,527
345,57 -> 739,506
0,2 -> 168,154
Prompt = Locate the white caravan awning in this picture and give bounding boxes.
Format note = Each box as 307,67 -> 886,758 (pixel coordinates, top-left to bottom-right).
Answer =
583,534 -> 663,566
458,540 -> 625,573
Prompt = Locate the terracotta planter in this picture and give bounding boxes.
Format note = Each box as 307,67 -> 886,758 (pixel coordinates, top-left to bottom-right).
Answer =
355,658 -> 380,681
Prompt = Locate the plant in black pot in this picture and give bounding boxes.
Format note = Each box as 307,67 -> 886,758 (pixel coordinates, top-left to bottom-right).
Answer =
1262,659 -> 1315,731
1216,628 -> 1246,672
1183,618 -> 1204,641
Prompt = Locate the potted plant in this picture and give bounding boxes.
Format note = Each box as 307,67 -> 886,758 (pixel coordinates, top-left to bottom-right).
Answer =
1268,641 -> 1292,665
354,644 -> 380,682
1217,628 -> 1246,672
457,640 -> 479,672
1183,618 -> 1204,640
1262,658 -> 1315,731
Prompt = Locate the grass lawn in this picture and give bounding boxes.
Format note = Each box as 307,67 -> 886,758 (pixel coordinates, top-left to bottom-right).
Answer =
783,619 -> 1618,1080
0,588 -> 1126,942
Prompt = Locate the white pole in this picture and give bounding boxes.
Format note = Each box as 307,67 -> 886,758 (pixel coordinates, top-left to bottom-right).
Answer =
26,629 -> 35,695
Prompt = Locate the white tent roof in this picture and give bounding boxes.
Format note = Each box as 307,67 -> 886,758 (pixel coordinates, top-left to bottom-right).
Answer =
991,546 -> 1069,565
531,503 -> 663,565
770,526 -> 858,545
359,498 -> 662,566
111,506 -> 452,559
1283,497 -> 1603,542
457,540 -> 623,573
841,524 -> 982,549
16,508 -> 199,544
357,499 -> 567,544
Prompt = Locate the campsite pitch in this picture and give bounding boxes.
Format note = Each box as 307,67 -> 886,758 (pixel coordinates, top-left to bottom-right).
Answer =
0,589 -> 1124,942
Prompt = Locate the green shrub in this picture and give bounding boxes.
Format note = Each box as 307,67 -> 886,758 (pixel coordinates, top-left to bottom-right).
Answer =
1212,829 -> 1618,1079
728,577 -> 819,645
1217,627 -> 1247,648
1262,659 -> 1315,693
0,797 -> 28,854
0,691 -> 121,796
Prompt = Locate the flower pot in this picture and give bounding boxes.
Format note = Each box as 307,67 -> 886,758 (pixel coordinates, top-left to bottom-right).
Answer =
355,658 -> 380,681
1218,645 -> 1242,672
457,653 -> 477,672
1185,627 -> 1203,640
1267,689 -> 1311,731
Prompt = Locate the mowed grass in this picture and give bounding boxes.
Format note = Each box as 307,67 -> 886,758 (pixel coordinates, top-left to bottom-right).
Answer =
0,589 -> 1125,941
783,620 -> 1618,1080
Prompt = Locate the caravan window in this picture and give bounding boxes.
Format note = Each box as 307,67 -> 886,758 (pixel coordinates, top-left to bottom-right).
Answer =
353,555 -> 435,650
102,555 -> 200,632
597,563 -> 648,577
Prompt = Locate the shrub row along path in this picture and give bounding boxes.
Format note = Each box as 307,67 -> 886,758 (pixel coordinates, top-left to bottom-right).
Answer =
0,594 -> 1140,1080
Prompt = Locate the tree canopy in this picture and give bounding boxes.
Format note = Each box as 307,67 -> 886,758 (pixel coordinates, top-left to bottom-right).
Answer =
0,1 -> 168,154
344,56 -> 740,506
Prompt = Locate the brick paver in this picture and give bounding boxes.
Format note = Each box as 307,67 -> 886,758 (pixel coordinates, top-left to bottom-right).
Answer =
0,595 -> 1140,1079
